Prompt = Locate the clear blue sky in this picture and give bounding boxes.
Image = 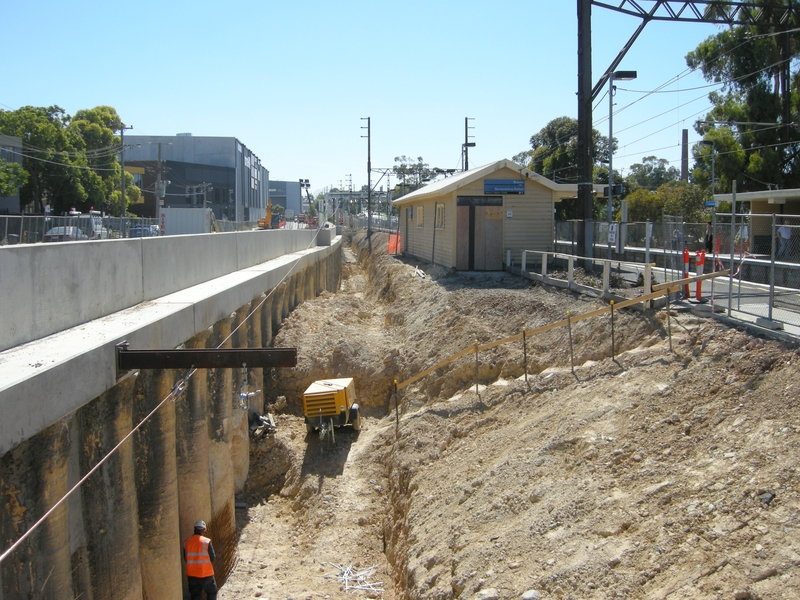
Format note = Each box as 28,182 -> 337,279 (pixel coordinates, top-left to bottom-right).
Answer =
2,1 -> 724,195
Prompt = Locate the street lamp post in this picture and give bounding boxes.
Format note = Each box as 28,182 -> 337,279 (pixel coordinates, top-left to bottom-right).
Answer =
608,70 -> 637,258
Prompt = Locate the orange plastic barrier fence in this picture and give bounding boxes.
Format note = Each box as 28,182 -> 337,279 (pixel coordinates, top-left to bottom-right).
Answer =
388,234 -> 401,254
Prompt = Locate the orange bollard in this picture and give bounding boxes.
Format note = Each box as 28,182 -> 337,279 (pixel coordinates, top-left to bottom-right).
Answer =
683,248 -> 690,298
695,250 -> 706,300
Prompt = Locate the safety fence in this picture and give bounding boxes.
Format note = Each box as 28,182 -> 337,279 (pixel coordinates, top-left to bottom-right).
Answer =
0,214 -> 160,243
517,251 -> 656,305
389,269 -> 729,433
0,214 -> 263,244
555,215 -> 800,330
348,213 -> 398,232
556,217 -> 800,261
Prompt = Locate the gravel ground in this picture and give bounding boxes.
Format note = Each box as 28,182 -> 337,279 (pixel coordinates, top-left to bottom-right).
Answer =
221,231 -> 800,600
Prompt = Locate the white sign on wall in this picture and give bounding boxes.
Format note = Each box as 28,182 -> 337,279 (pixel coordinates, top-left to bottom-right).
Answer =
609,223 -> 618,244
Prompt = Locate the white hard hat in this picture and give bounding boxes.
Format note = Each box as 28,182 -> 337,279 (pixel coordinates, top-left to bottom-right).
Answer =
194,520 -> 207,530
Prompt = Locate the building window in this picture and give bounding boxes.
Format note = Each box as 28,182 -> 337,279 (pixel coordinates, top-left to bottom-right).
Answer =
417,206 -> 424,228
407,206 -> 413,221
435,203 -> 445,229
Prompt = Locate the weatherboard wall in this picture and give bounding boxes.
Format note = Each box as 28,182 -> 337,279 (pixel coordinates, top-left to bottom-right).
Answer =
398,166 -> 555,271
503,179 -> 555,266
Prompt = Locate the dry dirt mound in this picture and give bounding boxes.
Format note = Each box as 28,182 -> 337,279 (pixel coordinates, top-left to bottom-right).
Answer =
225,231 -> 799,600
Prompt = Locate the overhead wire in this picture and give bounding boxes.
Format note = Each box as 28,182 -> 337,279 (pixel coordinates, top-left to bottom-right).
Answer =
8,148 -> 122,172
609,25 -> 800,119
607,55 -> 799,171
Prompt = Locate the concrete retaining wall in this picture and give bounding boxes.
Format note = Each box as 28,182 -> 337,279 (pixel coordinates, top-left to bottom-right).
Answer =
0,240 -> 342,599
0,228 -> 327,353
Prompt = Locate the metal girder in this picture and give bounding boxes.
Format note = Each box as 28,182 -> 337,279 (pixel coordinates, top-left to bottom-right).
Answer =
116,342 -> 297,371
592,19 -> 649,100
590,1 -> 799,100
592,1 -> 798,25
576,0 -> 798,261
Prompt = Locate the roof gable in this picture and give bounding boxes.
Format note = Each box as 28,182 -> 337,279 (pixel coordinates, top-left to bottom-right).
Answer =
392,159 -> 580,204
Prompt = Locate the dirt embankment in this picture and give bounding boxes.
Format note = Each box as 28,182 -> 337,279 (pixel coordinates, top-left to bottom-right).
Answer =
224,231 -> 800,600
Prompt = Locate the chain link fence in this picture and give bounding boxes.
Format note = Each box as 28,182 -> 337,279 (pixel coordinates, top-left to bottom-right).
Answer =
0,214 -> 266,244
555,215 -> 800,330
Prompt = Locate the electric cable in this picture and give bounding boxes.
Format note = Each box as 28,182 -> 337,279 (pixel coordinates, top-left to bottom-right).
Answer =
8,148 -> 122,172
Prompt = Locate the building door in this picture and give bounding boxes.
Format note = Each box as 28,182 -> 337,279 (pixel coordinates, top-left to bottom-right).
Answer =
456,196 -> 503,271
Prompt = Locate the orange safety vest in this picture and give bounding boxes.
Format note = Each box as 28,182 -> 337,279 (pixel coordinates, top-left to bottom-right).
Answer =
184,534 -> 214,578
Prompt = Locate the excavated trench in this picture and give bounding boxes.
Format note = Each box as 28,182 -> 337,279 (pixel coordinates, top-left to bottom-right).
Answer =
226,231 -> 666,598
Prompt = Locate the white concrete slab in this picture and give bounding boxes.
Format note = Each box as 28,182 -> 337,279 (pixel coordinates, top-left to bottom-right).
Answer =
0,238 -> 341,454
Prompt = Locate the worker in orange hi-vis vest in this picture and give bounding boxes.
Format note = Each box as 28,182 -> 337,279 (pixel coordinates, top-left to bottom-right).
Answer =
183,520 -> 217,599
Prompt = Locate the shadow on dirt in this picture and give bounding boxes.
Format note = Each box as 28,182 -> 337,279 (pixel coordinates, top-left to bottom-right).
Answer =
300,428 -> 360,481
392,255 -> 535,292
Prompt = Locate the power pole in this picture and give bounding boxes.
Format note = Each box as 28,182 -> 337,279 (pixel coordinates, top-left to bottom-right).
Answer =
346,174 -> 352,217
118,124 -> 133,238
577,0 -> 594,265
155,142 -> 167,208
362,117 -> 371,235
463,118 -> 475,171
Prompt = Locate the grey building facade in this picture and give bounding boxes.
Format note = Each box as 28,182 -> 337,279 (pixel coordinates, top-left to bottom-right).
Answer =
268,180 -> 304,217
0,135 -> 23,214
123,135 -> 268,221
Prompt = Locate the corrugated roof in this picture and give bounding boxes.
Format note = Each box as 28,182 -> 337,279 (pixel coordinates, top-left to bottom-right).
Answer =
391,159 -> 583,205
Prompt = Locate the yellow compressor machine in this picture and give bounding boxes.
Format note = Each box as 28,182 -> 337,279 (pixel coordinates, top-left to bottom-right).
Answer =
302,378 -> 361,434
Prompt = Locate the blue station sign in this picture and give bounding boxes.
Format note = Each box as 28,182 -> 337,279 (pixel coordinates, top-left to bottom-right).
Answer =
484,179 -> 525,195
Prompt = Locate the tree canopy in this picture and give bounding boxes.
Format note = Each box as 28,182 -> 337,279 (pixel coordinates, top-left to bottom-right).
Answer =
625,156 -> 681,191
687,6 -> 800,192
0,105 -> 130,215
392,156 -> 436,197
513,116 -> 611,185
626,180 -> 709,223
0,160 -> 27,198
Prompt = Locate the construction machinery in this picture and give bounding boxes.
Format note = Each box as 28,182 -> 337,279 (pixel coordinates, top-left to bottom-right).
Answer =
302,378 -> 361,435
258,197 -> 272,229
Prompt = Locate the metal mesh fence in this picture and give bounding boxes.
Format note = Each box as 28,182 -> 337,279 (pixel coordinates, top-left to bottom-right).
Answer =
555,216 -> 800,330
0,214 -> 260,244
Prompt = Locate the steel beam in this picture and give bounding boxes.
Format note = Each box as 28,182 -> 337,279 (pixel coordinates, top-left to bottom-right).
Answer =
592,1 -> 797,25
577,0 -> 798,261
117,343 -> 297,371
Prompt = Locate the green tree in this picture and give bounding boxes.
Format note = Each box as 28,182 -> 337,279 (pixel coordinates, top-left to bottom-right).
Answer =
513,116 -> 610,184
0,106 -> 75,213
626,188 -> 664,223
659,181 -> 707,222
392,156 -> 435,197
686,6 -> 800,191
0,160 -> 28,197
515,116 -> 612,220
0,105 -> 123,214
625,156 -> 680,191
626,181 -> 709,223
70,106 -> 123,214
691,127 -> 746,194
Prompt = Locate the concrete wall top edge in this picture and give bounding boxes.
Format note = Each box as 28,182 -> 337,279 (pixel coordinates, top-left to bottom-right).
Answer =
0,231 -> 337,352
0,237 -> 342,452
